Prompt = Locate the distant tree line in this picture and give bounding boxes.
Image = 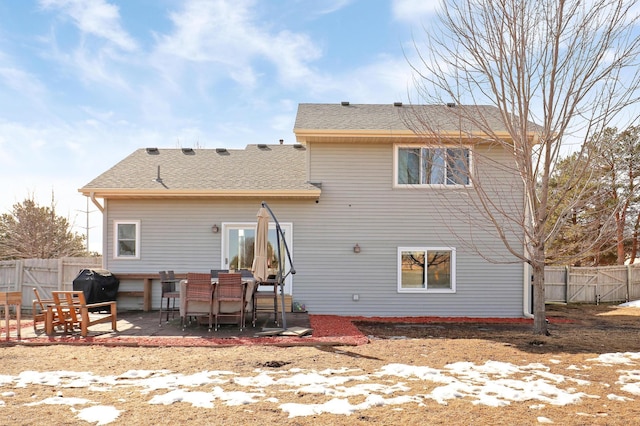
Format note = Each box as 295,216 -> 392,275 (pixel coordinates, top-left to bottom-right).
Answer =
546,126 -> 640,266
0,197 -> 88,260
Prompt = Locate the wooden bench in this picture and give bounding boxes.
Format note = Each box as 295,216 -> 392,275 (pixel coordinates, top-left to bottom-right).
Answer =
117,291 -> 145,298
116,273 -> 186,311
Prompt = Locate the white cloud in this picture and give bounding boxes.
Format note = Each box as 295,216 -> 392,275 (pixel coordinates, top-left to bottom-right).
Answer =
297,53 -> 416,103
0,66 -> 48,99
154,0 -> 321,87
314,0 -> 354,16
65,47 -> 133,91
39,0 -> 137,52
391,0 -> 440,24
36,0 -> 141,93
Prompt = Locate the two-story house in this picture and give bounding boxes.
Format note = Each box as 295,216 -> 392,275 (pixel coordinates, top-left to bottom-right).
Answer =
79,102 -> 530,317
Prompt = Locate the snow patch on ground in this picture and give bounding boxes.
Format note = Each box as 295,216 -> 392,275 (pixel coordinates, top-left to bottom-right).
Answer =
1,352 -> 639,422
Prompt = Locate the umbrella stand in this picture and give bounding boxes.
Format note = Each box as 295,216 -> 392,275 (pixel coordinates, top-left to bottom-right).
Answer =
261,201 -> 296,330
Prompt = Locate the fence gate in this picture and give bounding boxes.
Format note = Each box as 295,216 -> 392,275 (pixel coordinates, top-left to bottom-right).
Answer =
21,259 -> 60,301
564,266 -> 629,304
567,268 -> 599,303
0,257 -> 102,311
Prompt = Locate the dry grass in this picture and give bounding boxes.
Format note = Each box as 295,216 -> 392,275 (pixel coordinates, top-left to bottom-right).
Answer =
1,304 -> 639,425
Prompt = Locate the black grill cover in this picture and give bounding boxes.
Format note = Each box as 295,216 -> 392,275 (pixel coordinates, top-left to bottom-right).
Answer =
72,269 -> 119,311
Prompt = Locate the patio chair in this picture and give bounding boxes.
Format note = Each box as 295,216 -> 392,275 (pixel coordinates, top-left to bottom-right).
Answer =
252,274 -> 280,327
182,273 -> 214,332
210,269 -> 229,279
214,272 -> 245,331
32,288 -> 56,332
159,270 -> 180,325
45,291 -> 117,337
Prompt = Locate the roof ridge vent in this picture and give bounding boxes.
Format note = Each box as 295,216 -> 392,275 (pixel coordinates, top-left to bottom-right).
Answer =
181,147 -> 195,155
216,148 -> 229,155
146,147 -> 159,154
393,102 -> 403,107
293,143 -> 305,150
341,101 -> 350,106
446,102 -> 456,108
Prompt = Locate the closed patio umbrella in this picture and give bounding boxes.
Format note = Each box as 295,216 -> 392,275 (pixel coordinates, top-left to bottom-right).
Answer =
251,207 -> 269,282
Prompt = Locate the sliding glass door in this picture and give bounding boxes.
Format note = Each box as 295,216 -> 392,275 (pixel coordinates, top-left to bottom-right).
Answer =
221,223 -> 293,293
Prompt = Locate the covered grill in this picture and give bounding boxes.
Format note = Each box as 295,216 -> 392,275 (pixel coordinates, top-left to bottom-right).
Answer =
72,269 -> 119,311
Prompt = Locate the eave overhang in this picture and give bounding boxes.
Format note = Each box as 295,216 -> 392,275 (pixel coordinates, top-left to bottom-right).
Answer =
294,128 -> 526,144
79,188 -> 322,200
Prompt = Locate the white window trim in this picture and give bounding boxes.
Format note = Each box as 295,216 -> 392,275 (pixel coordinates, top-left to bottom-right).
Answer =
393,143 -> 473,188
113,220 -> 140,260
397,246 -> 456,293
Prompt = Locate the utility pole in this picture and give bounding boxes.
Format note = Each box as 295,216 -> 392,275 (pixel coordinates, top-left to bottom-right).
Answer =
77,197 -> 95,252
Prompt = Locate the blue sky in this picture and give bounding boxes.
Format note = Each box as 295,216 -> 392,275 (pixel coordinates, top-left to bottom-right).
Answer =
0,0 -> 437,252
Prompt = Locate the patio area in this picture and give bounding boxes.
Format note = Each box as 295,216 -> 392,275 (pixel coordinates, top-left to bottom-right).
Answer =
3,309 -> 369,347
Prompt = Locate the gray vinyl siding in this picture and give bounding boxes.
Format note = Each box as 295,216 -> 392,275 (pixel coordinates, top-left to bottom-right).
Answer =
103,197 -> 316,310
295,141 -> 525,317
102,142 -> 525,317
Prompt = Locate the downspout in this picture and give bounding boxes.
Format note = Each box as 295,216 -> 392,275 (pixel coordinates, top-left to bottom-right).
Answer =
522,159 -> 534,319
88,193 -> 107,269
89,192 -> 104,213
523,262 -> 533,318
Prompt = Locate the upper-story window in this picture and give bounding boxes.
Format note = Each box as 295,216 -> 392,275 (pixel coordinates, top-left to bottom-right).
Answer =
114,220 -> 140,259
396,146 -> 471,187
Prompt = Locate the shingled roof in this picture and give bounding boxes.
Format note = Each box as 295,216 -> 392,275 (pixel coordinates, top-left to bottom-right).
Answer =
79,144 -> 320,200
294,103 -> 535,143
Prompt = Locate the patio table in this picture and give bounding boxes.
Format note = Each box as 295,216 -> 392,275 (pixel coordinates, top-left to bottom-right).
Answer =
0,291 -> 21,340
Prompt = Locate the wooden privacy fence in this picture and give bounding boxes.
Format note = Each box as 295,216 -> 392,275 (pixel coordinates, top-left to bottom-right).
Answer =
545,264 -> 640,304
0,257 -> 102,312
2,257 -> 638,312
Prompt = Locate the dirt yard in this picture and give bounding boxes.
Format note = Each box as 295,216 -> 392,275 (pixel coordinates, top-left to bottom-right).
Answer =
1,303 -> 638,425
355,303 -> 640,354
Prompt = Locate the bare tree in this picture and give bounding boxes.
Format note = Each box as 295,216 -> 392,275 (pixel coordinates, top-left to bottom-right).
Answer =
0,197 -> 86,260
408,0 -> 640,334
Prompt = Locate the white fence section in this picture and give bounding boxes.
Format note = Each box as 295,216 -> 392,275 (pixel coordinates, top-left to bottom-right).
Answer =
0,257 -> 102,312
545,264 -> 640,304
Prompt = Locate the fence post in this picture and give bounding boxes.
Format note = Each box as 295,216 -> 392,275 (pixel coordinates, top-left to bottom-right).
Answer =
627,264 -> 632,302
58,258 -> 64,290
14,260 -> 23,292
564,265 -> 569,304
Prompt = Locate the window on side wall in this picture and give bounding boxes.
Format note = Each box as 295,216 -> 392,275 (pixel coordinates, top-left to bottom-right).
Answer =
396,146 -> 470,187
114,221 -> 140,259
397,247 -> 456,293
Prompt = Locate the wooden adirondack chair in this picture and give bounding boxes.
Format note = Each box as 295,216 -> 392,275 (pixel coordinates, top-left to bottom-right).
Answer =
45,291 -> 117,337
32,288 -> 56,332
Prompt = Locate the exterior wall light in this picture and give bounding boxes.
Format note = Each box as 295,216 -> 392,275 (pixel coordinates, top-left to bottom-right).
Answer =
353,243 -> 361,253
212,224 -> 219,233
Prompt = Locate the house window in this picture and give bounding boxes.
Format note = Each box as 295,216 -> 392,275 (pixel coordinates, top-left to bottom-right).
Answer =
398,247 -> 456,293
114,221 -> 140,259
396,146 -> 470,186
